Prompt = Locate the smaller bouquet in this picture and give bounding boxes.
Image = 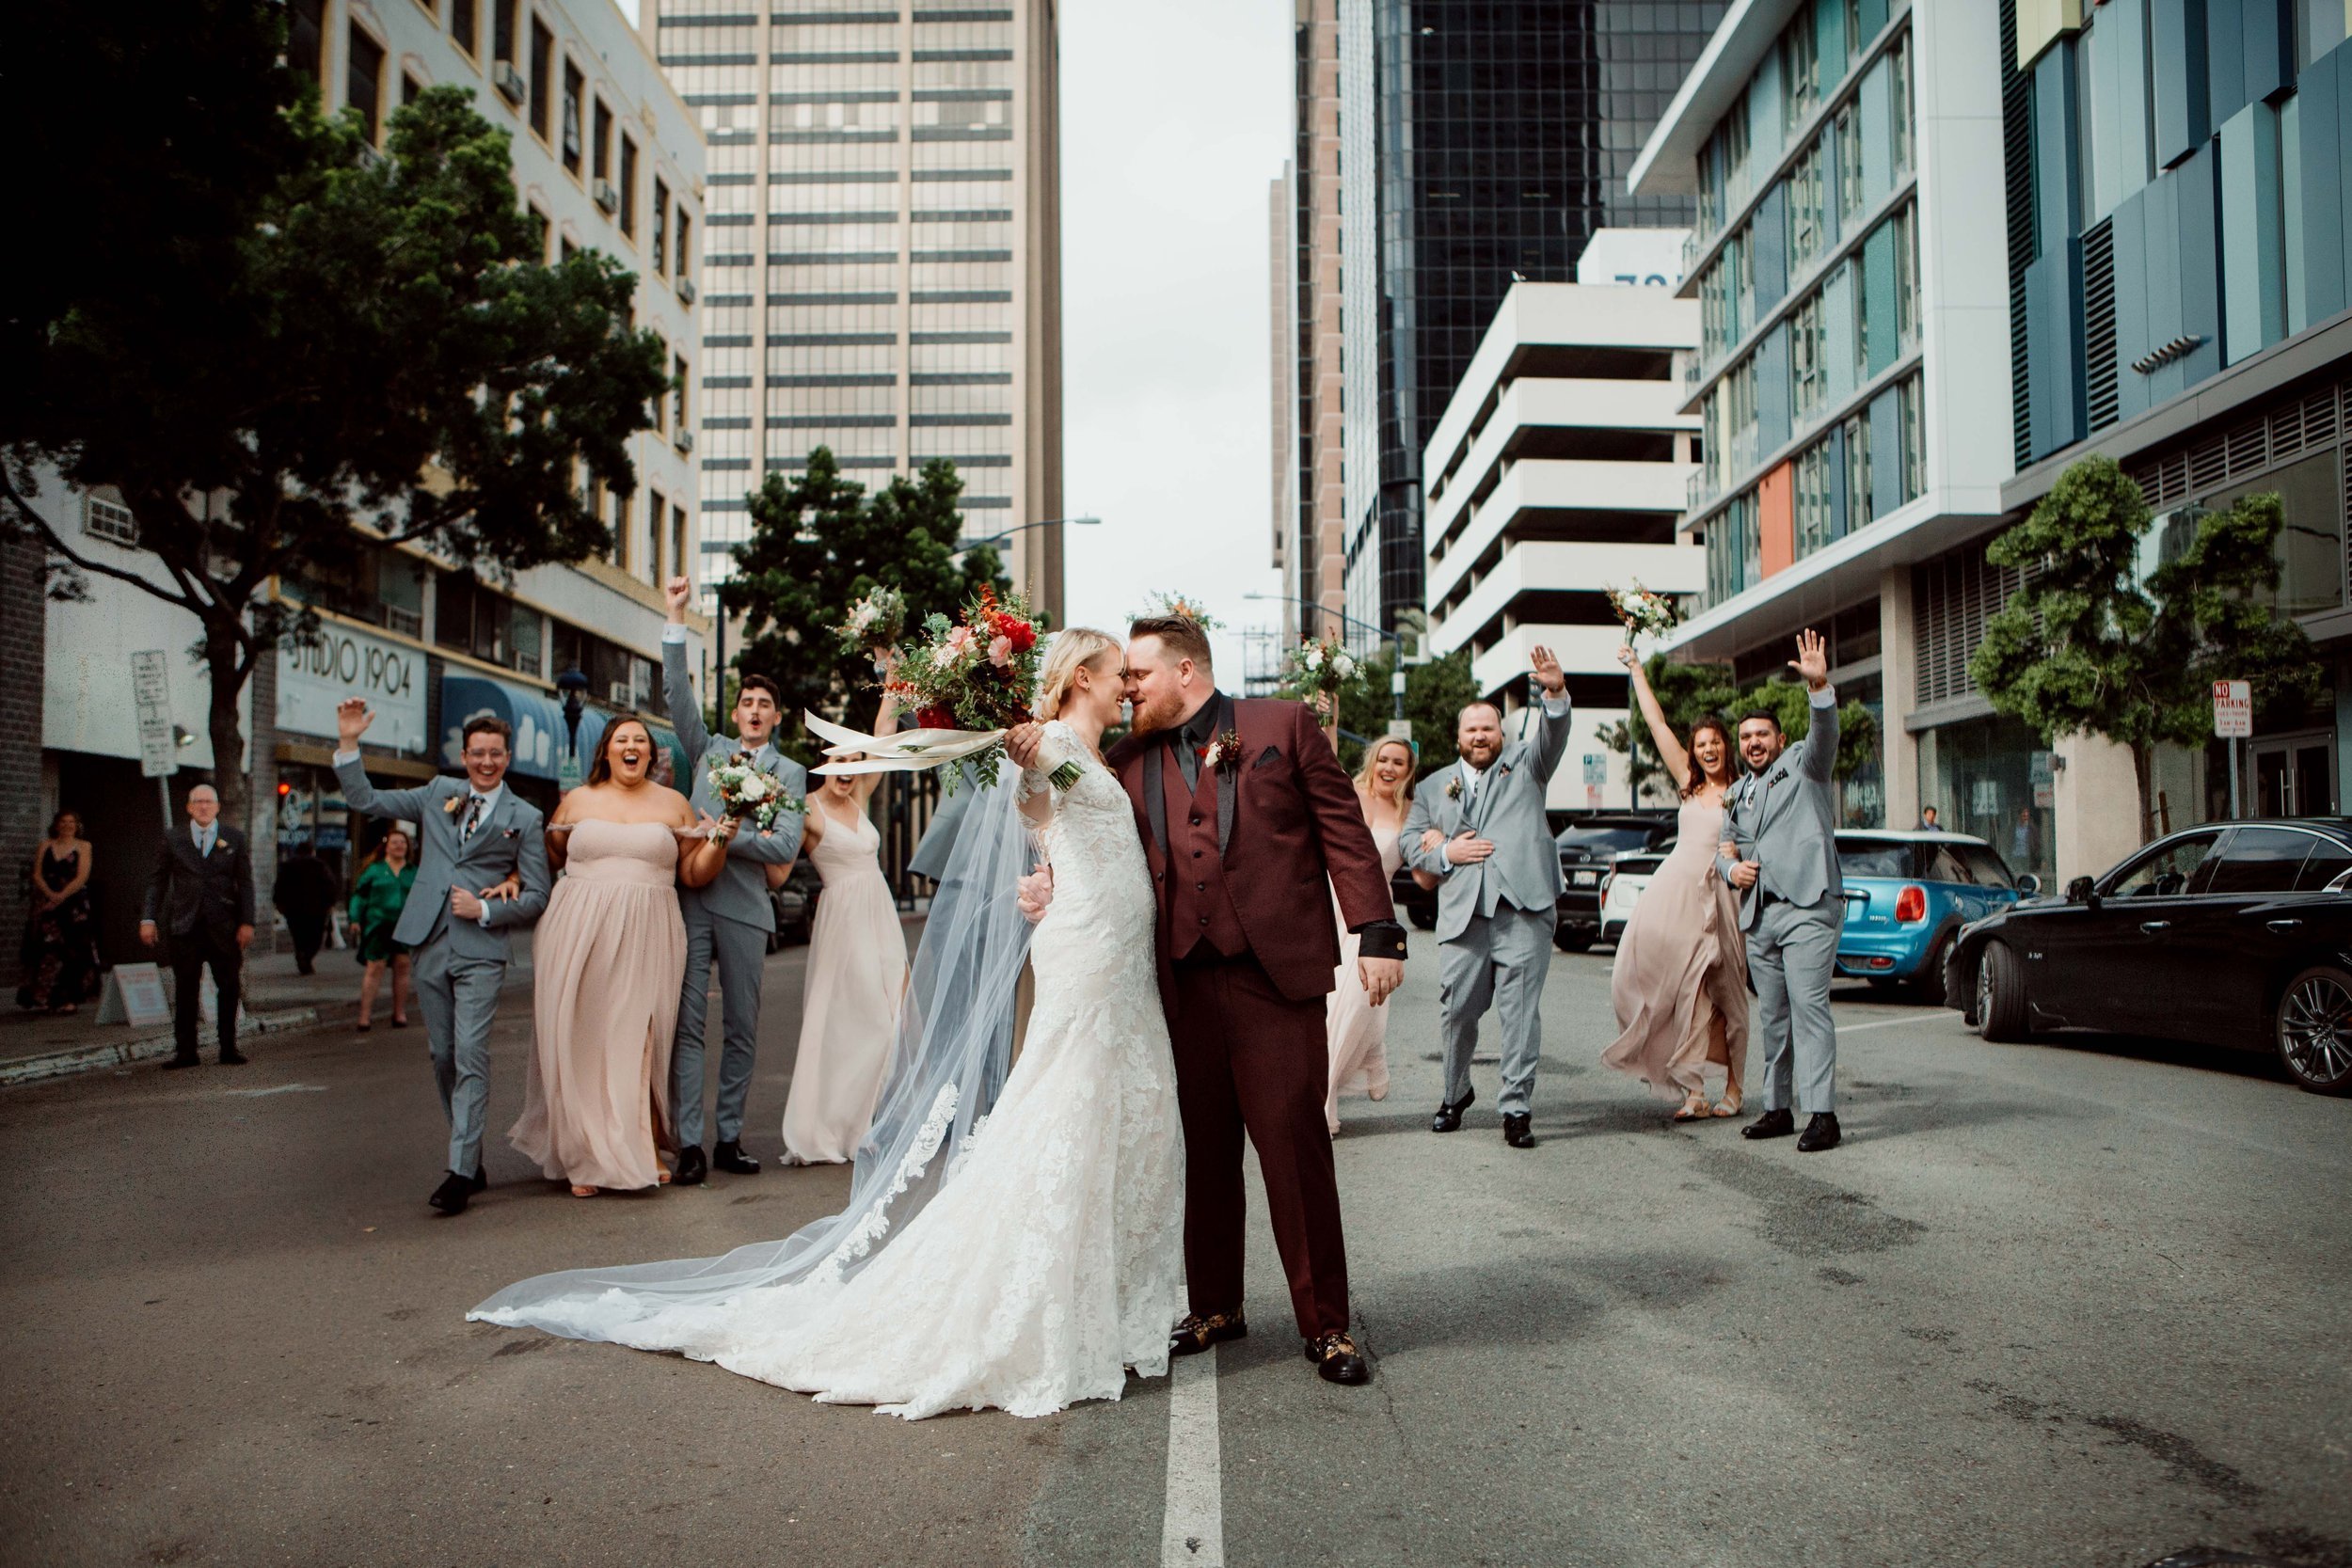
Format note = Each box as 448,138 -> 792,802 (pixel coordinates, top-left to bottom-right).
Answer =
1278,628 -> 1364,707
883,588 -> 1083,791
1607,581 -> 1682,641
837,584 -> 906,659
1130,590 -> 1223,631
707,752 -> 803,837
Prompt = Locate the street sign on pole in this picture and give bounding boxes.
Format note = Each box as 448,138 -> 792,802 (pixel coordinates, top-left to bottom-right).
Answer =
1384,719 -> 1413,741
2215,680 -> 2249,819
132,651 -> 177,777
1582,753 -> 1607,787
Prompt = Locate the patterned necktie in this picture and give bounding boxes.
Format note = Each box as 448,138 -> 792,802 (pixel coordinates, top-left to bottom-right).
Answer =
463,793 -> 485,841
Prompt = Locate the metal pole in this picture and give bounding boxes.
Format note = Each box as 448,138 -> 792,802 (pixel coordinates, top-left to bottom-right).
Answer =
2230,736 -> 2241,820
714,596 -> 727,720
158,776 -> 173,832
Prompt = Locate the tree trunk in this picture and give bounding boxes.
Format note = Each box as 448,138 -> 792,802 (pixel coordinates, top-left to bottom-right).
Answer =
203,616 -> 253,839
2131,742 -> 2154,845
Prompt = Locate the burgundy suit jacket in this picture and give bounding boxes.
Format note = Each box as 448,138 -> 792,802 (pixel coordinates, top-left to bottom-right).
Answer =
1107,696 -> 1396,1006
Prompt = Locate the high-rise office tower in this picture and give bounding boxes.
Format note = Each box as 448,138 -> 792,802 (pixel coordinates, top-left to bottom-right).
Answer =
646,1 -> 1066,623
1321,0 -> 1725,650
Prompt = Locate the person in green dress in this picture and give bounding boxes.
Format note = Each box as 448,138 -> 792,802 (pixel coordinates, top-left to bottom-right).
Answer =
349,828 -> 418,1033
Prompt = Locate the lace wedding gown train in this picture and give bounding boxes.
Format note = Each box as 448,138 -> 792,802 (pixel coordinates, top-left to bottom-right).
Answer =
472,724 -> 1186,1419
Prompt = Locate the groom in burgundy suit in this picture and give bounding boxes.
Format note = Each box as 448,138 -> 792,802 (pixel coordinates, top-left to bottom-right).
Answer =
1014,613 -> 1405,1386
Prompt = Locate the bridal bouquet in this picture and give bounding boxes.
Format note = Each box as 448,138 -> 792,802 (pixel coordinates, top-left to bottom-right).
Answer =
836,584 -> 906,657
1129,590 -> 1223,631
1277,627 -> 1364,705
1607,581 -> 1682,641
881,588 -> 1083,792
707,751 -> 803,836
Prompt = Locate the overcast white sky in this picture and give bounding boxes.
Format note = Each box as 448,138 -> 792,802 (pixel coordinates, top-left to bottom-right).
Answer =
618,0 -> 1291,670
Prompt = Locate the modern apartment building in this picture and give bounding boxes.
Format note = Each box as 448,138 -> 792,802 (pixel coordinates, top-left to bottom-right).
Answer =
1990,0 -> 2352,877
1629,0 -> 2014,858
1331,0 -> 1725,653
1277,0 -> 1348,645
646,0 -> 1067,624
1421,277 -> 1704,810
18,0 -> 708,958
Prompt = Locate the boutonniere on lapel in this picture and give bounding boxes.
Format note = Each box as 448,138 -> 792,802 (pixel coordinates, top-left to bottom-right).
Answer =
1200,729 -> 1244,774
442,794 -> 464,817
1445,777 -> 1463,800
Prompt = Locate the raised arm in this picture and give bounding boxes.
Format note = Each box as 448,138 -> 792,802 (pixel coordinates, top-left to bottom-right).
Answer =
850,676 -> 900,811
1618,646 -> 1689,785
332,699 -> 440,820
1526,644 -> 1575,784
662,576 -> 713,764
1790,628 -> 1837,785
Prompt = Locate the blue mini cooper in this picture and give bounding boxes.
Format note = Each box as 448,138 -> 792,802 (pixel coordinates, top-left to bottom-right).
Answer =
1831,832 -> 2040,1004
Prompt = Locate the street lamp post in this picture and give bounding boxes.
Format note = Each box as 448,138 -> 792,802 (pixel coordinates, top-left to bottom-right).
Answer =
959,515 -> 1101,551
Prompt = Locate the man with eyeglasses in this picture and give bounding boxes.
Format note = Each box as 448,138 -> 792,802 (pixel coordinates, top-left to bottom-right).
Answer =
335,702 -> 551,1215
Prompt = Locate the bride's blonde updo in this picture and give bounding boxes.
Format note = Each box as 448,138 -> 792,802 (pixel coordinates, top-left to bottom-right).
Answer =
1035,627 -> 1121,721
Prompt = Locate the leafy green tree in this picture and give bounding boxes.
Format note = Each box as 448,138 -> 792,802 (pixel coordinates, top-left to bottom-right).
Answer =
1334,645 -> 1480,777
725,449 -> 1009,762
4,38 -> 667,831
1970,454 -> 2316,839
1594,656 -> 1876,795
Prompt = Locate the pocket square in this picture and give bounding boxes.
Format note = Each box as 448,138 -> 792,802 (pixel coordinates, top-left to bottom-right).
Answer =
1253,745 -> 1283,768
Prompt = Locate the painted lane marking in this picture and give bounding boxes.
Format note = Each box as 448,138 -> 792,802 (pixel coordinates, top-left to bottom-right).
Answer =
1160,1344 -> 1224,1567
223,1084 -> 328,1098
1835,1011 -> 1962,1035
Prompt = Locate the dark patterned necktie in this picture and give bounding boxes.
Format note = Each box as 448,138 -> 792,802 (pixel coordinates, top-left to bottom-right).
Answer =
463,794 -> 485,841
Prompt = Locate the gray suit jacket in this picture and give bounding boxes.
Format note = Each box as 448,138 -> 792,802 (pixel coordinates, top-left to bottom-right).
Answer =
1718,688 -> 1843,932
906,761 -> 979,883
334,761 -> 550,958
664,638 -> 806,932
1401,695 -> 1575,942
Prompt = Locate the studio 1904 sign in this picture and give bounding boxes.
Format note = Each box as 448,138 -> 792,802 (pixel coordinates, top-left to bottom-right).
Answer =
278,623 -> 426,754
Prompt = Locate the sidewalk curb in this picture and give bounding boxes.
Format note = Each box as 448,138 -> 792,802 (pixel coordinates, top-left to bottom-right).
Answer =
0,1005 -> 339,1087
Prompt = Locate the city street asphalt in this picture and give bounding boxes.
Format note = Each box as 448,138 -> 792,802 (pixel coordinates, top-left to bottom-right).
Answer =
0,928 -> 2345,1568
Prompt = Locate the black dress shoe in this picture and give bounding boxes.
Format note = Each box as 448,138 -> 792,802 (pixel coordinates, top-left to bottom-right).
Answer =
1502,1112 -> 1535,1148
712,1140 -> 760,1175
1741,1108 -> 1796,1140
163,1053 -> 200,1071
1796,1112 -> 1842,1152
1431,1087 -> 1476,1133
1304,1331 -> 1371,1385
218,1047 -> 248,1066
468,1165 -> 489,1194
674,1145 -> 708,1186
428,1172 -> 473,1215
1169,1309 -> 1248,1356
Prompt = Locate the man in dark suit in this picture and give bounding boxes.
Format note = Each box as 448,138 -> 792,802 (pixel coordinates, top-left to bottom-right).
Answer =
142,783 -> 257,1068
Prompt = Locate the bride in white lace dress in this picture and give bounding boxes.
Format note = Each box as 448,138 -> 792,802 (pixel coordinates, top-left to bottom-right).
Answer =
470,628 -> 1186,1419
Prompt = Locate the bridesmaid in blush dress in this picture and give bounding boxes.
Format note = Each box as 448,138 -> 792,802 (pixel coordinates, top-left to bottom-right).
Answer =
1326,736 -> 1416,1134
781,692 -> 908,1164
510,720 -> 733,1197
1601,647 -> 1749,1121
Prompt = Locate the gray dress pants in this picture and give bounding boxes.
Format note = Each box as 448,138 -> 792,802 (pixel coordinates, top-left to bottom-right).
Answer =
672,901 -> 768,1148
1438,903 -> 1554,1117
1746,894 -> 1843,1115
410,934 -> 505,1176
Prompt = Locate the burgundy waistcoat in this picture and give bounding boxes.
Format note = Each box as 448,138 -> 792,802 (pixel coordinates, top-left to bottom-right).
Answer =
1162,745 -> 1248,961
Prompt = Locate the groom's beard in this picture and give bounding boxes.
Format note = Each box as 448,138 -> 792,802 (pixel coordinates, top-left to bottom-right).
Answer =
1128,694 -> 1181,736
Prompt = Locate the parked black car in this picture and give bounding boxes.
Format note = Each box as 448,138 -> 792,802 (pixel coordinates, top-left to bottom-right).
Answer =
1554,814 -> 1678,951
1392,860 -> 1438,930
1947,817 -> 2352,1095
765,858 -> 824,950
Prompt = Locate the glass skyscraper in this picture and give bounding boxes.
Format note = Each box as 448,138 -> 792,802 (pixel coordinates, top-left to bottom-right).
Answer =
647,0 -> 1065,622
1335,0 -> 1725,648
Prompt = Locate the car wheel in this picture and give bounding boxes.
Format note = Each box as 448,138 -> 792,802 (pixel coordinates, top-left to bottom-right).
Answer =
1976,942 -> 2029,1043
2275,965 -> 2352,1095
1409,905 -> 1438,931
1554,928 -> 1594,954
1913,935 -> 1951,1008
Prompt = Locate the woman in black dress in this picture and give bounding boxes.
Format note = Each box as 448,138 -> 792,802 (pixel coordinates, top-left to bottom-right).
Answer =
19,811 -> 102,1014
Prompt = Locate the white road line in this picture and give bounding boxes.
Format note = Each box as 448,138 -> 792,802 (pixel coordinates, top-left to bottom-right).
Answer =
223,1084 -> 327,1098
1160,1345 -> 1224,1567
1835,1011 -> 1960,1035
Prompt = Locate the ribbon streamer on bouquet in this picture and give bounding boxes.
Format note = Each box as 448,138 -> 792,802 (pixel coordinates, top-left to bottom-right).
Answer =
803,710 -> 1005,776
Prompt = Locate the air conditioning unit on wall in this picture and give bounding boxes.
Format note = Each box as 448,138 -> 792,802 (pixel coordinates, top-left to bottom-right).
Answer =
675,276 -> 697,305
493,63 -> 526,105
594,180 -> 619,214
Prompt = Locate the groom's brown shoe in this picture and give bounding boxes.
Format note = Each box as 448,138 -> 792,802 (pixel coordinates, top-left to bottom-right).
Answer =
1305,1331 -> 1371,1385
1169,1310 -> 1247,1356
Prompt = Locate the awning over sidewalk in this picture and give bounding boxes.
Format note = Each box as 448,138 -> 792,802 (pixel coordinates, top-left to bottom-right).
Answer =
438,674 -> 686,785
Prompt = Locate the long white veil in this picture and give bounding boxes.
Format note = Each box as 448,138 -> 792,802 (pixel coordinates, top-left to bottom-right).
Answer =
468,770 -> 1034,1340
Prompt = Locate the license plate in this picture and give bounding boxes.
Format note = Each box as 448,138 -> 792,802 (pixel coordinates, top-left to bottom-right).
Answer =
1572,871 -> 1598,886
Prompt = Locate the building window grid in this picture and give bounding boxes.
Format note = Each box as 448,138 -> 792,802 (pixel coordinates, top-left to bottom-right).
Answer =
452,0 -> 478,59
1844,409 -> 1874,527
348,24 -> 387,143
561,60 -> 584,175
528,17 -> 554,143
1794,438 -> 1836,558
1782,7 -> 1820,135
1895,201 -> 1920,351
1899,373 -> 1925,505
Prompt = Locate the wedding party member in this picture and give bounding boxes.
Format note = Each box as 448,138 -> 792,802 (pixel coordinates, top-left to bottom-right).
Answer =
18,811 -> 101,1014
141,785 -> 256,1069
1719,629 -> 1846,1153
1601,647 -> 1748,1121
348,829 -> 418,1032
510,720 -> 729,1196
474,627 -> 1187,1420
1400,650 -> 1574,1148
271,840 -> 340,976
335,701 -> 550,1214
782,695 -> 907,1164
661,575 -> 807,1185
1016,615 -> 1406,1386
1325,737 -> 1414,1134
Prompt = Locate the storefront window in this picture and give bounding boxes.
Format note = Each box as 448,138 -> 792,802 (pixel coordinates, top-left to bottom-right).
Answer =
1917,714 -> 2056,886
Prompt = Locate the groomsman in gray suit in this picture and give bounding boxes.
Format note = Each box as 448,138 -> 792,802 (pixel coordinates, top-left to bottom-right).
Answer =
662,576 -> 807,1184
1717,629 -> 1846,1152
1401,646 -> 1574,1148
334,701 -> 550,1214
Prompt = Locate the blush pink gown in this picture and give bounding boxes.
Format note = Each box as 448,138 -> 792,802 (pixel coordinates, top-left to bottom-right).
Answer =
781,803 -> 908,1164
508,819 -> 687,1190
1602,792 -> 1748,1105
1325,823 -> 1405,1133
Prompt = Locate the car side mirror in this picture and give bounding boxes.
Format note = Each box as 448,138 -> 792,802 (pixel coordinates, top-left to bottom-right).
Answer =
2065,875 -> 2095,905
2015,873 -> 2041,896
